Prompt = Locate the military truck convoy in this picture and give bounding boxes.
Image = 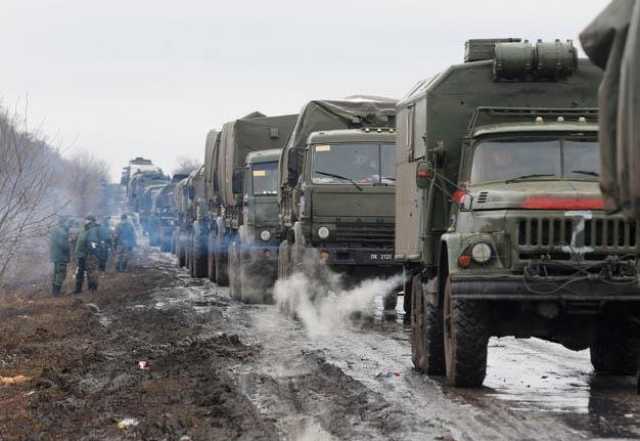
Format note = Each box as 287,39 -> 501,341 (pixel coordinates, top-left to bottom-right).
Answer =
122,38 -> 640,390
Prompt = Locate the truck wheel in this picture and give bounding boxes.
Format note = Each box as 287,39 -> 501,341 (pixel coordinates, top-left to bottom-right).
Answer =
411,275 -> 446,374
189,233 -> 196,277
228,243 -> 241,300
193,233 -> 207,278
443,276 -> 489,387
215,238 -> 229,287
383,291 -> 398,311
591,318 -> 640,375
207,234 -> 216,282
403,278 -> 412,316
177,233 -> 186,268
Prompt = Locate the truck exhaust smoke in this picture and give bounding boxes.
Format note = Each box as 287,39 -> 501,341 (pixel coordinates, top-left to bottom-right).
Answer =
273,251 -> 403,337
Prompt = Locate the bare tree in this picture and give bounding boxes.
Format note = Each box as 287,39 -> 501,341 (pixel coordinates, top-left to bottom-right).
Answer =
173,156 -> 201,176
0,107 -> 112,288
0,111 -> 58,284
64,151 -> 110,216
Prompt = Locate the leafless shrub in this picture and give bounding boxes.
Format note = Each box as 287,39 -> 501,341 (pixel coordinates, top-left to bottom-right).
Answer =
0,108 -> 111,288
0,111 -> 58,284
63,151 -> 110,216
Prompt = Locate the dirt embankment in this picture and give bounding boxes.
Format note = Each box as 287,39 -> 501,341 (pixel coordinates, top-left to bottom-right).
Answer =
0,257 -> 276,441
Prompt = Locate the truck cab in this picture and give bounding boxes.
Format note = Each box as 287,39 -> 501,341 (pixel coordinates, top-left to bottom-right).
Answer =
227,149 -> 282,302
398,39 -> 640,388
279,127 -> 401,308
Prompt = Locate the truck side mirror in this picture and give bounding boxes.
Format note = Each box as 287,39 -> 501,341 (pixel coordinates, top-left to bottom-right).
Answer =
416,161 -> 433,189
287,149 -> 300,187
232,168 -> 244,194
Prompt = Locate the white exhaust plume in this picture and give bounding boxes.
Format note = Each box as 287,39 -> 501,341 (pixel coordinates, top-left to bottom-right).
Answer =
274,251 -> 402,337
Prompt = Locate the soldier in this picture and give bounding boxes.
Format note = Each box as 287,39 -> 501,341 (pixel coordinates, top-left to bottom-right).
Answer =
97,217 -> 113,271
49,217 -> 70,296
74,215 -> 100,293
114,214 -> 137,272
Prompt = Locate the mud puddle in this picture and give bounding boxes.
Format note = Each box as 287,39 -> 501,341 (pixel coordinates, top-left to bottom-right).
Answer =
144,249 -> 640,440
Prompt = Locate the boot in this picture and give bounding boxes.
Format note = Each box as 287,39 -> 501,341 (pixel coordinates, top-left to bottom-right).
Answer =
52,284 -> 61,297
88,282 -> 98,292
74,278 -> 83,294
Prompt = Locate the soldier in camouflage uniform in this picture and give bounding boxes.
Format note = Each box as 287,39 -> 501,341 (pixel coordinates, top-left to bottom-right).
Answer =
97,217 -> 113,271
114,214 -> 137,272
74,215 -> 100,293
49,217 -> 70,296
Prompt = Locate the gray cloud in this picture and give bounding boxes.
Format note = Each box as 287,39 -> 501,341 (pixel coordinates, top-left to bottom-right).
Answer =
1,0 -> 609,179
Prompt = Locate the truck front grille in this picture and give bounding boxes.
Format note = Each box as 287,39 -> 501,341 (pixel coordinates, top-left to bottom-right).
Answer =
517,217 -> 639,260
334,222 -> 394,248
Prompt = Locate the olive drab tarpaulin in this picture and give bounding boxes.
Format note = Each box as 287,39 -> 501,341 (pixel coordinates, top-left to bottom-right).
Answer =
216,113 -> 297,207
278,96 -> 397,201
580,0 -> 640,218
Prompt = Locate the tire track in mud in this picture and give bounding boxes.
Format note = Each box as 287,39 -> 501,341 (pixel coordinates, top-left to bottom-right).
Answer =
151,250 -> 640,441
225,305 -> 639,441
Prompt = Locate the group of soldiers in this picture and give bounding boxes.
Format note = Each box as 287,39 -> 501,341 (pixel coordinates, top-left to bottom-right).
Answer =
48,214 -> 137,296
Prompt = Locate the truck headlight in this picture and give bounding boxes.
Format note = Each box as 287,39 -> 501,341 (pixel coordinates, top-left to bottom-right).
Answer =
260,230 -> 271,241
471,242 -> 492,264
317,226 -> 330,240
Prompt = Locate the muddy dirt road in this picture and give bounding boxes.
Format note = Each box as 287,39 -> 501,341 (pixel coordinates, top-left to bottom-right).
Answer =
1,248 -> 640,441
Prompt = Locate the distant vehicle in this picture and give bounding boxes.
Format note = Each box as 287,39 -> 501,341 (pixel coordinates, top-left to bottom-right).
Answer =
174,166 -> 206,277
206,112 -> 297,299
121,157 -> 169,213
277,97 -> 401,310
227,148 -> 284,303
395,39 -> 640,388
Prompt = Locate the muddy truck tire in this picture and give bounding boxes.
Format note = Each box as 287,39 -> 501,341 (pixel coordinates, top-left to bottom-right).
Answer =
411,275 -> 445,375
192,234 -> 208,278
383,291 -> 398,311
215,241 -> 229,287
403,278 -> 412,316
177,232 -> 186,267
228,242 -> 241,300
591,317 -> 640,375
207,234 -> 216,282
443,277 -> 489,387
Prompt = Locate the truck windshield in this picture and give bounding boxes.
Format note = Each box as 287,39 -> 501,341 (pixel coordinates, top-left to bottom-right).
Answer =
312,143 -> 395,185
470,137 -> 600,184
252,161 -> 278,196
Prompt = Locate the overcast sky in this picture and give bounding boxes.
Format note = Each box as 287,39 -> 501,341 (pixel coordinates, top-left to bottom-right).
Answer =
2,0 -> 609,180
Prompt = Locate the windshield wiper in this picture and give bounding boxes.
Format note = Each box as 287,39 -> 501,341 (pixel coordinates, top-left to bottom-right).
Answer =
570,170 -> 600,177
505,173 -> 555,183
315,171 -> 363,191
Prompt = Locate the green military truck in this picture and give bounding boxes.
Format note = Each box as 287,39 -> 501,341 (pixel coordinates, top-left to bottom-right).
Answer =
173,176 -> 189,265
186,165 -> 208,278
173,167 -> 205,273
124,158 -> 168,213
141,184 -> 167,246
210,113 -> 297,293
277,97 -> 402,309
150,174 -> 186,252
397,39 -> 640,387
227,149 -> 283,302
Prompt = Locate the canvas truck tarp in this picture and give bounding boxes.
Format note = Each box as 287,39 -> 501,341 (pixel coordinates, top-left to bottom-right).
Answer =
216,113 -> 297,207
278,96 -> 397,194
581,0 -> 640,218
204,130 -> 220,207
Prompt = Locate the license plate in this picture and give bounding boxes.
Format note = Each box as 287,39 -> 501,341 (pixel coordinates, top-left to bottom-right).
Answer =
369,253 -> 392,261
